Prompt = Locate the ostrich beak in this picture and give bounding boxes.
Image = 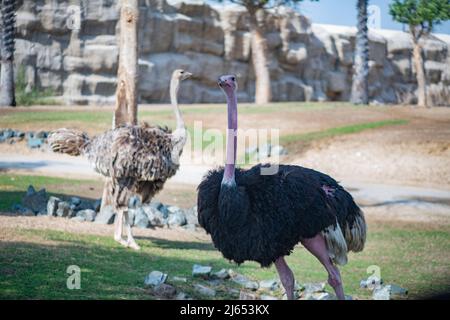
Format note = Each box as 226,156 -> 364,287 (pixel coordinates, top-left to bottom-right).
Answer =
183,72 -> 193,80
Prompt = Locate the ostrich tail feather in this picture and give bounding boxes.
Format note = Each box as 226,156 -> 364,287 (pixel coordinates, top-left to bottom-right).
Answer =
344,211 -> 367,253
322,222 -> 348,266
48,128 -> 90,156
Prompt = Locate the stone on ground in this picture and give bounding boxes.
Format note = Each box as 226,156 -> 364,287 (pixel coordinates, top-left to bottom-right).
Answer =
144,271 -> 168,287
192,264 -> 212,279
94,205 -> 115,224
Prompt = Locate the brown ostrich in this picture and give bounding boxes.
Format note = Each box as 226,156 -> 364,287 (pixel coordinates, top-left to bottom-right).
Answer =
48,69 -> 192,249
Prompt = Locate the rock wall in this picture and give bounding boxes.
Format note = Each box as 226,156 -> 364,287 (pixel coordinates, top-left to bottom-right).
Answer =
12,0 -> 450,105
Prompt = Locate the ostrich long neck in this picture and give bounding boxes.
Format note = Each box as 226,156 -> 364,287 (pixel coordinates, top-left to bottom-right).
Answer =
170,77 -> 185,130
222,91 -> 238,185
170,77 -> 187,158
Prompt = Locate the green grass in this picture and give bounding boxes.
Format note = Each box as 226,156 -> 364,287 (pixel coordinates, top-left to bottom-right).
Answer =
0,222 -> 448,299
280,119 -> 408,145
0,175 -> 97,212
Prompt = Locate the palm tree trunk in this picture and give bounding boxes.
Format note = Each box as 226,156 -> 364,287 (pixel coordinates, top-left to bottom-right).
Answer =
350,0 -> 369,105
411,32 -> 428,108
0,0 -> 16,107
248,8 -> 271,105
102,0 -> 138,214
113,0 -> 138,127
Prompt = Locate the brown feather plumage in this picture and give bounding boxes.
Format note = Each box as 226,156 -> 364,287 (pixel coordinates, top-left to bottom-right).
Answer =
48,122 -> 183,207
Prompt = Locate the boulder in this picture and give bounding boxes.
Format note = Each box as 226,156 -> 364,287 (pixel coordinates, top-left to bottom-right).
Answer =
94,205 -> 115,224
194,284 -> 216,297
56,201 -> 73,218
152,283 -> 177,299
144,271 -> 168,287
134,207 -> 149,228
192,264 -> 212,279
143,205 -> 167,227
47,196 -> 61,216
167,210 -> 187,227
259,279 -> 279,291
75,209 -> 96,222
22,185 -> 48,214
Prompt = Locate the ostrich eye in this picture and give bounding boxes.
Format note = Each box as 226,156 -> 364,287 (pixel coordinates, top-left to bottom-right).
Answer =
231,77 -> 235,81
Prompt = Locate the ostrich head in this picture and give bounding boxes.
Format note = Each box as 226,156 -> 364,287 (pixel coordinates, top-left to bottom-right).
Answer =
218,75 -> 238,97
172,69 -> 192,81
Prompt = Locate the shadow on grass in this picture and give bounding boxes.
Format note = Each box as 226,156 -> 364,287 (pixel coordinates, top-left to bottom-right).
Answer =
0,235 -> 232,300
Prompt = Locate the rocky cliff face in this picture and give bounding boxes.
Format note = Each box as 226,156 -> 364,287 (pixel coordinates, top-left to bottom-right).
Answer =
13,0 -> 450,105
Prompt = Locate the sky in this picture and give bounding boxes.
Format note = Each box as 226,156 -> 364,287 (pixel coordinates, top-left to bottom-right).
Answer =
297,0 -> 450,34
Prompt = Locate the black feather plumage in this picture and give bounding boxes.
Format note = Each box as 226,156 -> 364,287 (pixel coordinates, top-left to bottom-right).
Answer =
197,164 -> 364,267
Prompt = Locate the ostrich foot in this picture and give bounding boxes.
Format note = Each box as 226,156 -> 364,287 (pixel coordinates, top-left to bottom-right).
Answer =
114,237 -> 129,247
127,240 -> 141,250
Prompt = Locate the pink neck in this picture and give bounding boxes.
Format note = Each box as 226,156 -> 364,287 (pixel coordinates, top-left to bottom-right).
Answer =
222,91 -> 237,185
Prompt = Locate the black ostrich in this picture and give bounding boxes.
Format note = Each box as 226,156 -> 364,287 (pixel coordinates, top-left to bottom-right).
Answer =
197,75 -> 367,300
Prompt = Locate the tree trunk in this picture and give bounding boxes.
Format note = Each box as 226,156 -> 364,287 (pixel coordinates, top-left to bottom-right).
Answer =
113,0 -> 138,127
350,0 -> 369,105
411,36 -> 428,108
101,0 -> 138,213
249,8 -> 271,105
0,0 -> 16,107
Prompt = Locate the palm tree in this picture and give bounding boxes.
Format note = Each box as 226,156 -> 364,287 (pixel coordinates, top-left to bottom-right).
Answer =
0,0 -> 16,107
350,0 -> 369,105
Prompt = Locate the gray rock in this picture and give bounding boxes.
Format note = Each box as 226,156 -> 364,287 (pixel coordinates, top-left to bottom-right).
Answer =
184,207 -> 199,225
175,292 -> 190,300
194,284 -> 216,297
47,196 -> 61,216
171,276 -> 187,283
70,197 -> 81,206
76,209 -> 96,222
167,210 -> 187,227
94,205 -> 115,224
27,137 -> 44,149
373,284 -> 408,300
259,279 -> 279,291
212,268 -> 231,280
300,292 -> 336,300
260,294 -> 278,300
372,285 -> 391,300
22,186 -> 48,214
2,129 -> 14,139
360,275 -> 383,290
134,207 -> 149,228
244,281 -> 259,290
152,283 -> 177,299
389,284 -> 408,299
149,201 -> 163,211
231,273 -> 259,290
192,264 -> 212,279
303,282 -> 326,294
127,195 -> 141,209
93,199 -> 102,212
143,205 -> 167,227
34,131 -> 48,139
144,271 -> 168,287
239,291 -> 258,300
56,201 -> 72,217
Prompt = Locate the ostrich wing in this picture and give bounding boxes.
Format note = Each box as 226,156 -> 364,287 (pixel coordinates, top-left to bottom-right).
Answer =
84,125 -> 175,181
109,125 -> 176,181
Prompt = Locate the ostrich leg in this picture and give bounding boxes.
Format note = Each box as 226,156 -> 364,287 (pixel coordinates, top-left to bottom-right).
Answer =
274,256 -> 295,300
301,234 -> 345,300
114,207 -> 128,247
124,210 -> 140,250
